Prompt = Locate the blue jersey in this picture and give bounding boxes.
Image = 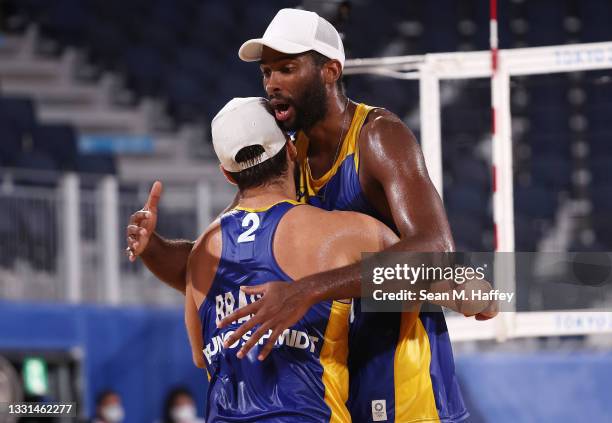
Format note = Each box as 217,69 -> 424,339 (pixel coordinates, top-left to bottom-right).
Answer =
296,104 -> 468,423
199,200 -> 351,423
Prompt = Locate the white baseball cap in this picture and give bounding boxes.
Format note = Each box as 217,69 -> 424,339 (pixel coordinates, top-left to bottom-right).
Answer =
212,97 -> 287,172
238,8 -> 345,68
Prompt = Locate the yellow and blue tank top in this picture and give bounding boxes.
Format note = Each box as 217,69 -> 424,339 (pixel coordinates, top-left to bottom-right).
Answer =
198,200 -> 352,423
296,104 -> 469,423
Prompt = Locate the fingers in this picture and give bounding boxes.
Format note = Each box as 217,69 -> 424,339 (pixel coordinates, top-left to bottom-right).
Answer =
129,210 -> 152,227
144,180 -> 163,213
240,284 -> 267,296
257,327 -> 283,361
217,300 -> 259,329
126,223 -> 150,260
237,323 -> 272,359
223,316 -> 260,349
127,224 -> 148,238
125,247 -> 136,262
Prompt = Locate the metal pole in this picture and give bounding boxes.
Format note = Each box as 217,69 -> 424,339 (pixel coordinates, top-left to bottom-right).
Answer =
98,176 -> 120,305
60,173 -> 81,303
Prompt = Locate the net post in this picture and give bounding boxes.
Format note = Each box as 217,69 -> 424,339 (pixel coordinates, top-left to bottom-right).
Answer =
419,57 -> 444,199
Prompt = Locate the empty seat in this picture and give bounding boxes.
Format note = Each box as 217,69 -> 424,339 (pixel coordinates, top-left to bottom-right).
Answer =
76,154 -> 117,175
514,185 -> 557,220
12,152 -> 59,186
451,157 -> 491,191
527,106 -> 570,135
530,155 -> 572,190
444,185 -> 489,217
590,185 -> 612,212
514,215 -> 544,251
32,124 -> 78,170
588,134 -> 612,157
0,97 -> 36,134
0,119 -> 25,165
448,213 -> 486,251
122,45 -> 166,97
528,133 -> 572,156
38,0 -> 92,49
589,157 -> 612,187
165,70 -> 208,123
591,213 -> 612,247
524,0 -> 565,46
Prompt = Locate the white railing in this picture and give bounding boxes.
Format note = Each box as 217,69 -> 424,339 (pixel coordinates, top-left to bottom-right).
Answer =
0,169 -> 235,306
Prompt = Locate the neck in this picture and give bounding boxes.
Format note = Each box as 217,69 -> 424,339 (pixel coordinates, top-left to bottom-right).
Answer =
304,92 -> 352,156
236,177 -> 296,209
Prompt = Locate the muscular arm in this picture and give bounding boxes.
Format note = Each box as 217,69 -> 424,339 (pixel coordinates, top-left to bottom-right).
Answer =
129,189 -> 239,294
294,111 -> 454,303
219,112 -> 495,359
141,235 -> 194,294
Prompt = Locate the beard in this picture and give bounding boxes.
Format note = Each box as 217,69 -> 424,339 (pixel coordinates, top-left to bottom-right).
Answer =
273,73 -> 328,132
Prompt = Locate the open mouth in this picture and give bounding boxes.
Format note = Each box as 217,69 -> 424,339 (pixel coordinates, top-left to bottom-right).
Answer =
272,101 -> 294,122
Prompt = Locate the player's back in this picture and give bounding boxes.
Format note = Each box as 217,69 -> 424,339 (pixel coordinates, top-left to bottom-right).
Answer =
193,199 -> 395,423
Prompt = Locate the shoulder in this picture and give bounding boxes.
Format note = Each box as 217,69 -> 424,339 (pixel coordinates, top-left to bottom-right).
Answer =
191,219 -> 222,258
188,219 -> 222,276
359,107 -> 420,156
280,206 -> 395,253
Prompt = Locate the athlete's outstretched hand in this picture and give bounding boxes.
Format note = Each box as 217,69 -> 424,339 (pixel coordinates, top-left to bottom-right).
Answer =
217,281 -> 314,361
126,181 -> 162,262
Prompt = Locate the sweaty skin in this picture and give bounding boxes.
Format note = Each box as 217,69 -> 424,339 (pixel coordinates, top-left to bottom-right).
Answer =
127,47 -> 497,358
185,205 -> 398,364
185,144 -> 397,364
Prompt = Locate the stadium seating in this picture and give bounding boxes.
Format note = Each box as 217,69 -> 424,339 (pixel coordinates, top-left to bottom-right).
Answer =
2,0 -> 612,253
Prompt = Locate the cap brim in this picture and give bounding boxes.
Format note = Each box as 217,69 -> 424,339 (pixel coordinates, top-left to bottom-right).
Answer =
239,37 -> 311,62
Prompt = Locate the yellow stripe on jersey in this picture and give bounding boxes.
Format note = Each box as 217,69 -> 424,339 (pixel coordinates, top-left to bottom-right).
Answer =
393,311 -> 440,422
296,103 -> 375,198
233,200 -> 301,213
319,300 -> 352,423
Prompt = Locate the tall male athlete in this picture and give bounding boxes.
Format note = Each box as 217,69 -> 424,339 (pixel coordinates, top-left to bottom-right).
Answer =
186,96 -> 398,422
127,9 -> 496,423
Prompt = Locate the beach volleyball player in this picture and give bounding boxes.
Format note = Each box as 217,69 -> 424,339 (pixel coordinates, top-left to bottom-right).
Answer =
127,9 -> 496,422
186,96 -> 397,422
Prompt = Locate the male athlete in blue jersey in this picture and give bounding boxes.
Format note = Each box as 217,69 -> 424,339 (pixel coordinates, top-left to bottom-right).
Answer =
127,8 -> 497,423
184,97 -> 397,422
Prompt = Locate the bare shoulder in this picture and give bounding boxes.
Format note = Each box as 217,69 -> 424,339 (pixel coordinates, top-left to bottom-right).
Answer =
359,107 -> 420,157
188,218 -> 222,302
191,219 -> 222,261
277,206 -> 396,258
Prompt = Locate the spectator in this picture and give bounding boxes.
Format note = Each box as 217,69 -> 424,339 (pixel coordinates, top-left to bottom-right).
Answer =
160,387 -> 204,423
92,390 -> 124,423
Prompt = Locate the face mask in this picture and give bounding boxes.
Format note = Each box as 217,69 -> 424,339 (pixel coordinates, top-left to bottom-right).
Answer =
170,404 -> 197,422
101,404 -> 124,423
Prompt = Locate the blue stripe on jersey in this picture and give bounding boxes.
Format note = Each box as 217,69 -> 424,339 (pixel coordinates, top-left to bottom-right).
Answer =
420,312 -> 470,422
199,201 -> 339,423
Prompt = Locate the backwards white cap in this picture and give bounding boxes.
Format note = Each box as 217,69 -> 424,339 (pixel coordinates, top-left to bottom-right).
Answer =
238,8 -> 345,68
211,97 -> 287,172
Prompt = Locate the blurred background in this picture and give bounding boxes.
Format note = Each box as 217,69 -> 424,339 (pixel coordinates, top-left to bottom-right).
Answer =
0,0 -> 611,421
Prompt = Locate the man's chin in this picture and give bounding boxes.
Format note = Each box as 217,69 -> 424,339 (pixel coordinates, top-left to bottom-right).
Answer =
279,119 -> 300,133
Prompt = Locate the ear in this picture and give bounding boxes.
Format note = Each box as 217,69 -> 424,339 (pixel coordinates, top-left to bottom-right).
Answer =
287,141 -> 297,161
323,59 -> 342,86
220,164 -> 238,186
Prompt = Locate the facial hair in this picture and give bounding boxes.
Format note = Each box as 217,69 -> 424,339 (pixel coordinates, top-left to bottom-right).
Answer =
275,72 -> 328,132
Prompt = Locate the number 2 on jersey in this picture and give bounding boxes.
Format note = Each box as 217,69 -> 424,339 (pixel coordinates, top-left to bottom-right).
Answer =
237,212 -> 260,243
